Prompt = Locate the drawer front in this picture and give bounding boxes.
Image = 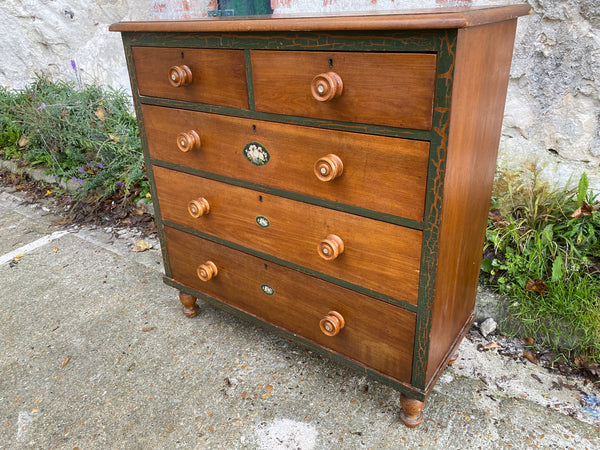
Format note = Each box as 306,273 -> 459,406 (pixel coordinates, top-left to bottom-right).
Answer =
154,166 -> 422,305
131,47 -> 248,109
251,50 -> 437,130
142,105 -> 430,222
165,226 -> 415,383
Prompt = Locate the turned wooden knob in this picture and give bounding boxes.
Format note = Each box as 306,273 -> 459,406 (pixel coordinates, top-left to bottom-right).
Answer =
197,261 -> 218,282
320,311 -> 345,336
188,197 -> 210,218
176,130 -> 201,152
168,65 -> 193,87
318,234 -> 344,260
311,72 -> 343,102
314,154 -> 343,181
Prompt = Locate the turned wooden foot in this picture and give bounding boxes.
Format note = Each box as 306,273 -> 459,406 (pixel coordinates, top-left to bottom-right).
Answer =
179,291 -> 199,318
399,394 -> 425,428
447,352 -> 459,366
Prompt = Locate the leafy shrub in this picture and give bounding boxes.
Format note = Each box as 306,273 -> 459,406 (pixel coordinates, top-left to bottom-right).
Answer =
0,76 -> 146,201
482,169 -> 600,361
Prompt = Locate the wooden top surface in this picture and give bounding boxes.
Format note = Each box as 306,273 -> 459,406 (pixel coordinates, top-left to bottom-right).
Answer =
109,5 -> 531,33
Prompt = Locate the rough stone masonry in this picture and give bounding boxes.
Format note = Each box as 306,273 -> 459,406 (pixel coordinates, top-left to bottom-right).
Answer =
0,0 -> 598,190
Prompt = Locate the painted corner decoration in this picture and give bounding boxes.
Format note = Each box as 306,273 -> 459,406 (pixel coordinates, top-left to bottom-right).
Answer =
243,142 -> 270,166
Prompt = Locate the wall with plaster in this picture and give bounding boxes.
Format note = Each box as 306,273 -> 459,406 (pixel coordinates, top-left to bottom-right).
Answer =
0,0 -> 598,190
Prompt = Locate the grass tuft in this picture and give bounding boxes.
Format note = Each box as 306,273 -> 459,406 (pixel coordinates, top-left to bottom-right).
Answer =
482,167 -> 600,362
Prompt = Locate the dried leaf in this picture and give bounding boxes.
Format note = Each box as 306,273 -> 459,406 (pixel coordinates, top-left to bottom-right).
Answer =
52,247 -> 59,253
132,240 -> 152,252
109,133 -> 120,143
523,351 -> 538,365
95,107 -> 106,121
523,337 -> 535,346
483,342 -> 501,350
570,201 -> 594,219
142,326 -> 156,332
18,134 -> 29,147
525,279 -> 549,296
261,391 -> 271,399
61,356 -> 71,367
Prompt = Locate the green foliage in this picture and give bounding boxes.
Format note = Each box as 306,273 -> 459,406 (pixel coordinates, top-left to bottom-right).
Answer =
0,76 -> 144,200
483,168 -> 600,361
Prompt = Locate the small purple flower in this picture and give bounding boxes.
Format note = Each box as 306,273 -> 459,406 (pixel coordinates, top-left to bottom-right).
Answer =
71,59 -> 77,72
97,163 -> 104,169
116,181 -> 124,188
29,92 -> 34,99
78,167 -> 84,173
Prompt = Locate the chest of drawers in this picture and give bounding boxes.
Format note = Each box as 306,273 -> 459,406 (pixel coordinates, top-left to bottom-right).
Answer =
111,5 -> 530,427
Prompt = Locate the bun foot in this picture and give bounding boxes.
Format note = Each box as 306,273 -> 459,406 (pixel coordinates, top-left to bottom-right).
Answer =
399,394 -> 425,428
179,292 -> 199,318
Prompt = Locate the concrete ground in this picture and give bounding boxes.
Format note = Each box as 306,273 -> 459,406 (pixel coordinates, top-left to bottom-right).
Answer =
1,186 -> 599,449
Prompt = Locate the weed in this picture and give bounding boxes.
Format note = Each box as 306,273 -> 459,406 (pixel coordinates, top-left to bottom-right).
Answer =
0,76 -> 144,201
482,168 -> 600,362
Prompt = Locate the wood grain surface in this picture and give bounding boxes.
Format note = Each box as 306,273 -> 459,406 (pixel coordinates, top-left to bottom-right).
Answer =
153,166 -> 422,304
132,47 -> 248,108
165,226 -> 416,383
142,105 -> 430,222
251,50 -> 436,130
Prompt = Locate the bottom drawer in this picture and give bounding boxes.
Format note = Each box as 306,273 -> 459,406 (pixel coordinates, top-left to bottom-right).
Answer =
164,226 -> 416,383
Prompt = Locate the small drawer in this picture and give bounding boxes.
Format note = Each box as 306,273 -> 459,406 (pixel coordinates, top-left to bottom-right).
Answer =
154,166 -> 422,304
251,50 -> 437,130
142,105 -> 430,222
165,226 -> 416,383
131,47 -> 248,109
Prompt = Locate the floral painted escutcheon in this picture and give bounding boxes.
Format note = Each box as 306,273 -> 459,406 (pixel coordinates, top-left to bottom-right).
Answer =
255,216 -> 270,228
243,142 -> 270,166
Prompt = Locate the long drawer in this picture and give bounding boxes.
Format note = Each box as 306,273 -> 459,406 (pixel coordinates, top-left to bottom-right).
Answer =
251,50 -> 437,130
142,105 -> 430,222
153,166 -> 422,305
131,47 -> 248,108
165,226 -> 416,383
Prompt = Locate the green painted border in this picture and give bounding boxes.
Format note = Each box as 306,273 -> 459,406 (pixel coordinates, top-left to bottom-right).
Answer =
150,158 -> 424,230
410,30 -> 457,389
164,275 -> 426,401
244,49 -> 256,110
139,95 -> 431,141
121,39 -> 172,278
163,219 -> 419,313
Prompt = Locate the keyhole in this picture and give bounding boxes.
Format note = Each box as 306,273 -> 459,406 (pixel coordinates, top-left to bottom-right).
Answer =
252,125 -> 257,133
328,58 -> 334,68
258,195 -> 263,202
181,51 -> 185,59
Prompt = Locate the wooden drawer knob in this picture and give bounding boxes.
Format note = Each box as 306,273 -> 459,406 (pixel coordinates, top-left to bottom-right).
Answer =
320,311 -> 345,336
197,261 -> 218,282
318,234 -> 344,260
168,65 -> 193,87
176,130 -> 201,152
314,154 -> 343,181
311,72 -> 343,102
188,197 -> 210,218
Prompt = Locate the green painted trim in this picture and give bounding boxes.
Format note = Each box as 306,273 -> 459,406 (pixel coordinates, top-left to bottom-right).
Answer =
411,29 -> 457,390
150,159 -> 424,231
140,96 -> 432,141
163,220 -> 419,313
121,39 -> 172,278
244,49 -> 255,110
124,29 -> 441,53
163,275 -> 426,401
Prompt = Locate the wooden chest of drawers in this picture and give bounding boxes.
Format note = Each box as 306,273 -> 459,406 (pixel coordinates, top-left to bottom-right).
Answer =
111,5 -> 530,427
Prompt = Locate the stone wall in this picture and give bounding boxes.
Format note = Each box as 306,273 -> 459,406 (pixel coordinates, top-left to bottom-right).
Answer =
0,0 -> 598,190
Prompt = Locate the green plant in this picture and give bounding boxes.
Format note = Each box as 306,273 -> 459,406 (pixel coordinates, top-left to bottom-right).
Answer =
482,168 -> 600,361
0,76 -> 144,200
